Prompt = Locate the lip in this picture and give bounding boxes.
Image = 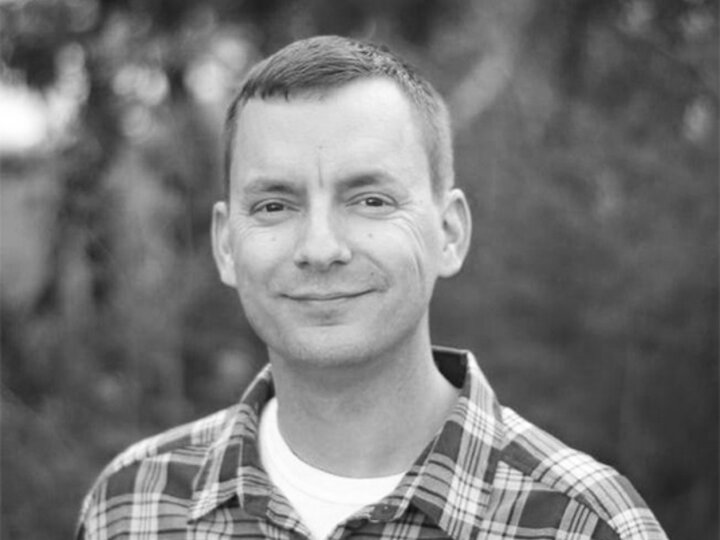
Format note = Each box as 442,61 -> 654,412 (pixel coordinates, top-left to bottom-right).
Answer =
284,290 -> 371,302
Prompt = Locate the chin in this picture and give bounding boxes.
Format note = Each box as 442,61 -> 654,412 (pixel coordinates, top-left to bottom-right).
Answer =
271,330 -> 380,369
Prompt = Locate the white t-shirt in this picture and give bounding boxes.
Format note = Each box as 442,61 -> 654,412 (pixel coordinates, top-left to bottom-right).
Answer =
258,397 -> 404,540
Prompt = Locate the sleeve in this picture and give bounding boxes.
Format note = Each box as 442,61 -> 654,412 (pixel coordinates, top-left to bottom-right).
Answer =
606,478 -> 669,540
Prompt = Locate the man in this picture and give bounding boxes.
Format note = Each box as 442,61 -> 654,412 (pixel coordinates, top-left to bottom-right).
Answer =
77,36 -> 667,539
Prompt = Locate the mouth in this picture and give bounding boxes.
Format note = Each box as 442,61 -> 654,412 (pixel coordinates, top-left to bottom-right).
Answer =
284,290 -> 372,302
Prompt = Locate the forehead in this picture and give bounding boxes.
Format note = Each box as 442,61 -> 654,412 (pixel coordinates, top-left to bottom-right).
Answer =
229,79 -> 431,191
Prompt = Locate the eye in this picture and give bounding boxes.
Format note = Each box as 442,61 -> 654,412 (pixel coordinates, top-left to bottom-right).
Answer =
350,193 -> 396,208
361,196 -> 389,207
259,201 -> 287,213
349,193 -> 397,216
249,199 -> 297,223
251,200 -> 290,214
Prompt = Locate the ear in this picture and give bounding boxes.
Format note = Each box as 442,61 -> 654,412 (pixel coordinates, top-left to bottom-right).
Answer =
211,201 -> 238,287
438,188 -> 472,278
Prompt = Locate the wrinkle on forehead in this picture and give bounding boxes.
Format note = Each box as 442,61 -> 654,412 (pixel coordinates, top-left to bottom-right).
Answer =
230,78 -> 432,199
315,145 -> 326,189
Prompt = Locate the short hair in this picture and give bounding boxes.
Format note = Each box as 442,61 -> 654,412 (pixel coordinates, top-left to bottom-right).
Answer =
223,35 -> 454,199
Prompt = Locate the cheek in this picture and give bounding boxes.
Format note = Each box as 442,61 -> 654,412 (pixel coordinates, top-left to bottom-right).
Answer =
358,217 -> 441,285
231,231 -> 288,289
400,212 -> 442,258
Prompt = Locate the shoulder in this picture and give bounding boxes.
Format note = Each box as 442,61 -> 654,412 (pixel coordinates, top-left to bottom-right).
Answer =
101,406 -> 233,474
489,406 -> 667,539
76,405 -> 237,536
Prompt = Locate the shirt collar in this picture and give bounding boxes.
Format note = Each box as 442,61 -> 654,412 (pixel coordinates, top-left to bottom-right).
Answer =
188,347 -> 505,538
399,347 -> 505,538
189,365 -> 275,522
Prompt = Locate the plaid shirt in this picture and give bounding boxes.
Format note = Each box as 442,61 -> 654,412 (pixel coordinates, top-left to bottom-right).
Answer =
77,347 -> 667,539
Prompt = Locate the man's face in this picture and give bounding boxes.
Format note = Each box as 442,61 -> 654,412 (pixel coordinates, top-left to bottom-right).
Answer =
213,78 -> 467,367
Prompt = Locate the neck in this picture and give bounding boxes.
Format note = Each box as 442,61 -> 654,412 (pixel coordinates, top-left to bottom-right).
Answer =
268,331 -> 460,478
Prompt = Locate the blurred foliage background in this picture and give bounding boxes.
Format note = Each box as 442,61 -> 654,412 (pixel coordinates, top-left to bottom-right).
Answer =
0,0 -> 717,538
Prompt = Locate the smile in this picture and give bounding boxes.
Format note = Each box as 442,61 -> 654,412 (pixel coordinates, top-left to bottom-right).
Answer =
284,290 -> 371,302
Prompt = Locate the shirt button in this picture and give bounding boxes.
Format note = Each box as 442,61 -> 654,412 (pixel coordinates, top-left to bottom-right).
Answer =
373,503 -> 396,519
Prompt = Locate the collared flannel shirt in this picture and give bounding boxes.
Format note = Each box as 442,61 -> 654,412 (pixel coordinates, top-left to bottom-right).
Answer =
77,347 -> 667,539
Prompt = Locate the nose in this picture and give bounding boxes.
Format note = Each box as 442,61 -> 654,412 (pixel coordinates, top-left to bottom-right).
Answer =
293,205 -> 351,270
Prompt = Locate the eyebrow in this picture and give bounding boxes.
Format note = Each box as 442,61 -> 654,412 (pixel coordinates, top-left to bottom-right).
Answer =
336,171 -> 400,191
241,178 -> 301,197
240,170 -> 401,197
